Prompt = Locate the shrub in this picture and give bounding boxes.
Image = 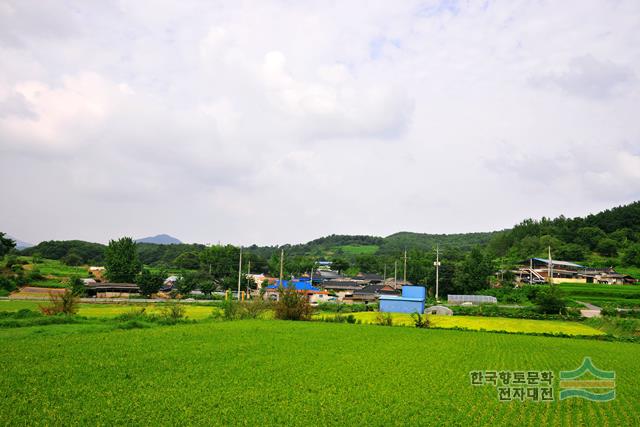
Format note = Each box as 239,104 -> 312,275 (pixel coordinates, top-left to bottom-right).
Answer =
62,253 -> 83,266
39,289 -> 79,316
160,302 -> 186,322
411,312 -> 430,328
28,268 -> 44,281
274,284 -> 312,321
241,298 -> 270,319
0,276 -> 16,292
69,276 -> 86,297
535,285 -> 567,315
375,312 -> 393,326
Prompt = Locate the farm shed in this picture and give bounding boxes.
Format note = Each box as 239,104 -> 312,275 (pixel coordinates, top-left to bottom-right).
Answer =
425,305 -> 453,316
447,295 -> 497,305
379,286 -> 426,314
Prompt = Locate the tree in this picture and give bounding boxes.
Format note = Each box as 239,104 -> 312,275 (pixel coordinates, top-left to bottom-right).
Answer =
0,232 -> 16,258
622,244 -> 640,267
596,238 -> 618,257
105,237 -> 140,283
69,276 -> 86,297
175,272 -> 197,297
575,226 -> 606,250
62,252 -> 83,266
454,247 -> 495,293
173,251 -> 200,269
135,269 -> 164,297
556,243 -> 586,261
199,245 -> 239,289
331,257 -> 350,274
199,279 -> 216,296
535,285 -> 567,314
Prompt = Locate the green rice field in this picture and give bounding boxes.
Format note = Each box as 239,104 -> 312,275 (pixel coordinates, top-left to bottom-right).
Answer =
557,283 -> 640,308
1,320 -> 639,425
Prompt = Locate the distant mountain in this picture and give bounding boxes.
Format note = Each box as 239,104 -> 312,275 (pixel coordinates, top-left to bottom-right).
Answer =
7,235 -> 34,250
135,234 -> 182,245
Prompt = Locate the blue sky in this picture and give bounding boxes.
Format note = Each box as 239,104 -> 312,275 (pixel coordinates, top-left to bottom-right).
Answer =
0,0 -> 639,245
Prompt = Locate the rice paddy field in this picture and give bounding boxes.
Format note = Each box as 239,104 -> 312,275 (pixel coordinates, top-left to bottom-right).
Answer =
1,319 -> 639,425
316,312 -> 605,336
557,282 -> 640,308
0,300 -> 218,320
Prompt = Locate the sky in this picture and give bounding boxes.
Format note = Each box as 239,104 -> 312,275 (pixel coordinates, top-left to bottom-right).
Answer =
1,0 -> 639,246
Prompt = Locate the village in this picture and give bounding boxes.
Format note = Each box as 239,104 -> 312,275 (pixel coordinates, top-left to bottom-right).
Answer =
76,255 -> 637,317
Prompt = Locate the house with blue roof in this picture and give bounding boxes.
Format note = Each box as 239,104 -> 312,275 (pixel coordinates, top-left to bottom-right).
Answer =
264,279 -> 331,305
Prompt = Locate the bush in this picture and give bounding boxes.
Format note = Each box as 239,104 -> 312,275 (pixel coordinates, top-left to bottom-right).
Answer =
412,312 -> 430,328
240,298 -> 270,319
316,302 -> 376,313
160,302 -> 186,322
318,314 -> 359,324
39,289 -> 79,316
69,276 -> 86,297
28,268 -> 44,281
217,298 -> 271,320
0,276 -> 16,292
274,285 -> 312,321
375,312 -> 393,326
535,285 -> 567,315
62,253 -> 83,266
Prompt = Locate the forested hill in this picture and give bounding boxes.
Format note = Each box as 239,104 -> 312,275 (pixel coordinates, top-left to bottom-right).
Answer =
382,231 -> 498,254
13,201 -> 640,270
487,201 -> 640,267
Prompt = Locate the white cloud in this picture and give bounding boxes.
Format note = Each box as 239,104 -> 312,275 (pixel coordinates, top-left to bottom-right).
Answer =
0,0 -> 639,245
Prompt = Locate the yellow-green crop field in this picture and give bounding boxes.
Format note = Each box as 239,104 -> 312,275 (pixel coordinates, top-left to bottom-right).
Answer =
0,319 -> 639,425
315,311 -> 606,336
0,300 -> 218,320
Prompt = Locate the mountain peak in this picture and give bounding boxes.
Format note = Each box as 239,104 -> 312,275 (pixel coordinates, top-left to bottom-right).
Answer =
135,234 -> 182,245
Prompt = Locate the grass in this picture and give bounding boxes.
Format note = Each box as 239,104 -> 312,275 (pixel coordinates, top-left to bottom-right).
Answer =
316,312 -> 605,336
0,320 -> 638,425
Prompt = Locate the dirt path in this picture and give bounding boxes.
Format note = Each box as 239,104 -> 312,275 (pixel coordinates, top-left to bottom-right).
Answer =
576,301 -> 602,318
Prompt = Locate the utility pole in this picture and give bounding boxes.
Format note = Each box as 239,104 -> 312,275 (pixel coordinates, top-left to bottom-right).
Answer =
548,246 -> 553,284
434,244 -> 441,301
529,257 -> 533,284
247,260 -> 251,299
309,260 -> 314,285
279,249 -> 284,286
394,261 -> 397,289
403,249 -> 407,284
383,264 -> 387,281
237,246 -> 243,300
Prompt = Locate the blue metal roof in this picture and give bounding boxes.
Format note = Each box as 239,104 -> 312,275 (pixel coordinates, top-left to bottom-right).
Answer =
531,258 -> 585,268
267,280 -> 320,291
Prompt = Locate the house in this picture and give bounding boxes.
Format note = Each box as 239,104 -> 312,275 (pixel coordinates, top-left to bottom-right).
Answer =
263,280 -> 329,303
379,286 -> 426,314
344,284 -> 400,305
595,273 -> 637,285
517,258 -> 587,284
353,273 -> 384,284
321,280 -> 364,301
85,282 -> 139,298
